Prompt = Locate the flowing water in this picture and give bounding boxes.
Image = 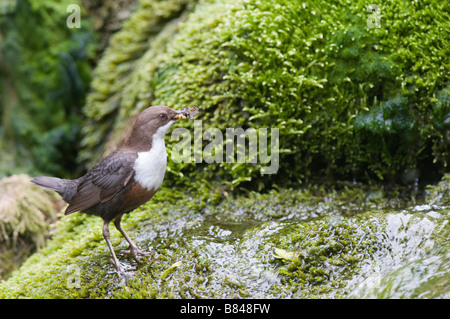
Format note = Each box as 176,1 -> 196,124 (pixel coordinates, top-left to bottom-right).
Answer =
122,190 -> 450,298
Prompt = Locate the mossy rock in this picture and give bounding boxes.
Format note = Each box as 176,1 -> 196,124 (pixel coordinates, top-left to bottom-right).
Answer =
80,0 -> 449,192
1,179 -> 448,298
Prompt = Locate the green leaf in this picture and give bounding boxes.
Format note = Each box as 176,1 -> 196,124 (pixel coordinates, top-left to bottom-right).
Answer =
160,260 -> 183,280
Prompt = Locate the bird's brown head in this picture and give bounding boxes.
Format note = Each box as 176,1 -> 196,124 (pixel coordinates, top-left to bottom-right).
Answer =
123,105 -> 180,152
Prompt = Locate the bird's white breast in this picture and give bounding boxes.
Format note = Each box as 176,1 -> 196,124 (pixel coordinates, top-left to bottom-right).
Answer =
133,121 -> 174,191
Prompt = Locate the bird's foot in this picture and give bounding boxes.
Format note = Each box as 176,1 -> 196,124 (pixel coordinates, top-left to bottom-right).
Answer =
119,246 -> 153,262
109,258 -> 136,276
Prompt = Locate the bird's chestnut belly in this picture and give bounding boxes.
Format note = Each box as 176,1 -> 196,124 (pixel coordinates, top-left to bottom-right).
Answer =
84,182 -> 157,222
119,182 -> 157,212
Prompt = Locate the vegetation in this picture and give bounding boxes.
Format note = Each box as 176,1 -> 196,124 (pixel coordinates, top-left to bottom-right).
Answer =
0,0 -> 449,298
1,0 -> 448,188
0,174 -> 60,279
0,0 -> 96,178
80,0 -> 449,192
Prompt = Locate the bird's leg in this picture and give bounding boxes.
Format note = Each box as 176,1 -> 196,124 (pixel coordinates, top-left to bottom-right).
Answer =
113,214 -> 151,262
102,220 -> 125,274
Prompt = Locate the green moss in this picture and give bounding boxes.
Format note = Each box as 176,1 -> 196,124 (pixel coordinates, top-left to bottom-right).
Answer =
425,173 -> 450,206
78,0 -> 196,166
1,179 -> 448,298
79,0 -> 449,192
0,0 -> 448,187
270,217 -> 378,295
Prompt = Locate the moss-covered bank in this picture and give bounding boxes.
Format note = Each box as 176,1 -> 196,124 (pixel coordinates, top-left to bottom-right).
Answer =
80,0 -> 449,191
0,176 -> 448,298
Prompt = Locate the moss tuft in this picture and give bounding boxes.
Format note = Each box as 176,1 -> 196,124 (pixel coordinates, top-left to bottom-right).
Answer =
0,174 -> 61,279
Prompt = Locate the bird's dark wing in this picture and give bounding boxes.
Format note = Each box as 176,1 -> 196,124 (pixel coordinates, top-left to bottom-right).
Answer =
65,150 -> 138,215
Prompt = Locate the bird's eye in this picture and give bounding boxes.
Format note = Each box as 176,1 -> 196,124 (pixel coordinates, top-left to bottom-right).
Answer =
159,113 -> 167,119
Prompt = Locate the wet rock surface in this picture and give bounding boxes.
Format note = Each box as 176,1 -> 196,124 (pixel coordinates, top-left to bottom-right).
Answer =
1,177 -> 448,298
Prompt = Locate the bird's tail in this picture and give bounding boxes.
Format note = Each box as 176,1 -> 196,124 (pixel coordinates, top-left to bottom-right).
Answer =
31,176 -> 75,203
31,176 -> 62,191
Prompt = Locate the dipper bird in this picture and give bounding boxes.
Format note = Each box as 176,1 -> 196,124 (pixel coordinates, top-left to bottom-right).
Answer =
32,105 -> 192,274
